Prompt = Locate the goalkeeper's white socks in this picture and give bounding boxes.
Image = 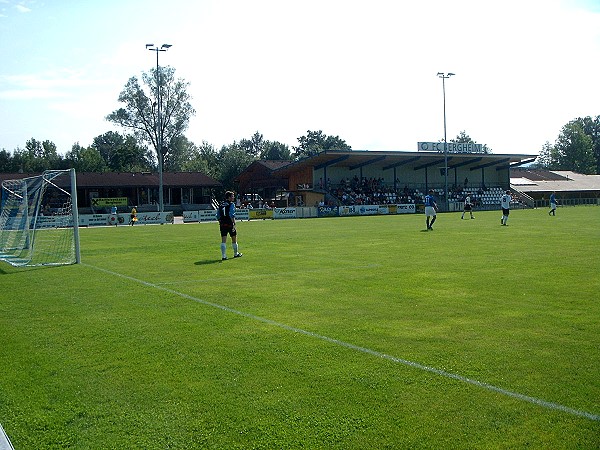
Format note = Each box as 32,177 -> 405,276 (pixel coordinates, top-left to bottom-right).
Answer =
221,243 -> 227,258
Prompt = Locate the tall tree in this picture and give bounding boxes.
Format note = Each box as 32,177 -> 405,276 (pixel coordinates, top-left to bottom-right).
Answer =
554,121 -> 595,174
106,66 -> 195,173
292,130 -> 351,159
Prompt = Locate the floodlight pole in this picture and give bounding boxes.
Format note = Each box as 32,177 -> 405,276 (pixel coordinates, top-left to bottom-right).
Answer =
437,72 -> 454,211
146,43 -> 172,212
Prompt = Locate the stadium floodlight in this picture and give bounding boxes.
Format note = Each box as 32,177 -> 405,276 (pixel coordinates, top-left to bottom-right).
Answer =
146,43 -> 172,212
0,169 -> 80,267
437,72 -> 455,211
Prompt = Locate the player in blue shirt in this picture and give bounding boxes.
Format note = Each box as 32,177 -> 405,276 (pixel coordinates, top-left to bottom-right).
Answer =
216,191 -> 243,260
549,191 -> 558,216
424,190 -> 438,230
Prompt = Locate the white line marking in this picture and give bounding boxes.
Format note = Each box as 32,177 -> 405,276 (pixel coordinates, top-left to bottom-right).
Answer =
85,263 -> 600,422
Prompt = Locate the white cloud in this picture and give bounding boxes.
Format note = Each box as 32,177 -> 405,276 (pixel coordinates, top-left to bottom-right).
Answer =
15,4 -> 31,13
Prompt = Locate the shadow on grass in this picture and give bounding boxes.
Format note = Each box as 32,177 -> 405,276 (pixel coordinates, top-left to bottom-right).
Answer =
194,259 -> 223,266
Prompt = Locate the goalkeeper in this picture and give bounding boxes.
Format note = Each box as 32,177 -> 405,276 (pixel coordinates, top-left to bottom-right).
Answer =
216,191 -> 243,261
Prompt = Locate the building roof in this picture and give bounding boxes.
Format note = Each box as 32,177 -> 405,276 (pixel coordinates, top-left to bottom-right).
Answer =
510,169 -> 600,193
235,160 -> 291,191
0,171 -> 221,188
272,150 -> 537,177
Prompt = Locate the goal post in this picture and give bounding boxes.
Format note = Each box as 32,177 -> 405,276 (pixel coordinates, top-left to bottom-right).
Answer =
0,422 -> 15,450
0,168 -> 81,267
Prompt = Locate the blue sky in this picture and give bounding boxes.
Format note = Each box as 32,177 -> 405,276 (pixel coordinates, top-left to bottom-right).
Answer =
1,0 -> 599,156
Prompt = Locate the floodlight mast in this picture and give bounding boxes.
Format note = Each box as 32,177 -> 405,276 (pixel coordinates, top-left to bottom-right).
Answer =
437,72 -> 455,211
146,43 -> 172,213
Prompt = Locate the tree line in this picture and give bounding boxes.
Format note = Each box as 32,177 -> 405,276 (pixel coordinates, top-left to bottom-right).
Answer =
536,116 -> 600,175
1,64 -> 598,190
0,129 -> 350,190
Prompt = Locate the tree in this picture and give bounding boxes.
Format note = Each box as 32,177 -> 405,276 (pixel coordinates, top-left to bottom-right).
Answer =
554,121 -> 595,174
260,141 -> 291,160
91,131 -> 152,172
180,141 -> 219,177
106,66 -> 195,173
571,116 -> 600,174
536,141 -> 558,169
239,131 -> 265,158
167,135 -> 197,172
216,143 -> 256,190
236,131 -> 291,160
12,138 -> 62,172
0,149 -> 18,172
64,143 -> 108,173
292,130 -> 351,160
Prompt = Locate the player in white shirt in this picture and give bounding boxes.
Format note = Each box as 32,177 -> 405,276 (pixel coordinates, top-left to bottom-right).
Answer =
500,190 -> 512,226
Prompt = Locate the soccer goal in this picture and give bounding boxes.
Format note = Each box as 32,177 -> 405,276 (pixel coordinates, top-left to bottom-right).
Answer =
0,168 -> 81,267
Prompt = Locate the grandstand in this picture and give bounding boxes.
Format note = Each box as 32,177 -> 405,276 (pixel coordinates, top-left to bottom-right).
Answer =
236,150 -> 537,211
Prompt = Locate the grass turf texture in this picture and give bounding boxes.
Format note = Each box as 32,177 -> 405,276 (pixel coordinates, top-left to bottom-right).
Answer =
1,207 -> 599,449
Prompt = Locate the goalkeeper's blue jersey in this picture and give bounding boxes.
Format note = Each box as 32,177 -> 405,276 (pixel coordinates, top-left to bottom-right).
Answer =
216,201 -> 236,224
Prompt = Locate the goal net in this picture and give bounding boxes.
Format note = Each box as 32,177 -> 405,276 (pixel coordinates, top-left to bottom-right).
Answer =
0,169 -> 81,267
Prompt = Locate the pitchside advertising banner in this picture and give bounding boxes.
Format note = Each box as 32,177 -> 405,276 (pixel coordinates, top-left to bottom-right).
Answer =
79,212 -> 174,226
317,206 -> 338,217
338,204 -> 415,216
180,203 -> 418,224
90,197 -> 129,207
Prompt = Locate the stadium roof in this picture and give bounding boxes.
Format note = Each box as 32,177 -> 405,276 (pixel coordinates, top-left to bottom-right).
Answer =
510,169 -> 600,193
272,150 -> 537,176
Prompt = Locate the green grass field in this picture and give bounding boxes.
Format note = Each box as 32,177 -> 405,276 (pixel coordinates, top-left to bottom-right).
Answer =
1,206 -> 599,449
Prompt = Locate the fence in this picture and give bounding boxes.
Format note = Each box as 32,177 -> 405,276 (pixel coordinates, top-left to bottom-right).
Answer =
534,198 -> 599,208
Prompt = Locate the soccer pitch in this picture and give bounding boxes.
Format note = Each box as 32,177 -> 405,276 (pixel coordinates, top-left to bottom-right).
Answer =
1,207 -> 599,448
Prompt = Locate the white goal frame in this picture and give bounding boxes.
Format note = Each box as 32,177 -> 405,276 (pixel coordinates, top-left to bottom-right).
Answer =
0,168 -> 80,267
